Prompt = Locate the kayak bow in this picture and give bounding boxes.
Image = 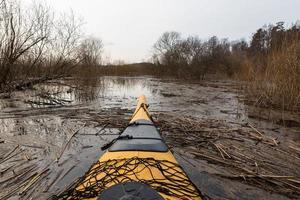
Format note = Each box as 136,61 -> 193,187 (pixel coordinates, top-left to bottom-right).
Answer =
60,95 -> 203,200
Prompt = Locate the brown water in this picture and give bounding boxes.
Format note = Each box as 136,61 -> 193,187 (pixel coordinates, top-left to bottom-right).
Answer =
0,76 -> 299,199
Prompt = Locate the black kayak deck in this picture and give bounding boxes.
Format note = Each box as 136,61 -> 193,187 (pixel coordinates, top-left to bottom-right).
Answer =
108,120 -> 168,152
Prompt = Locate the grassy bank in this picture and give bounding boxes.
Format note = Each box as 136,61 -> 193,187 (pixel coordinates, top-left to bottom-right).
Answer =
241,43 -> 300,112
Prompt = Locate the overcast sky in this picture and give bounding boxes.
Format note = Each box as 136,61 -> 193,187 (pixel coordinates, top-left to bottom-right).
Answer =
44,0 -> 300,63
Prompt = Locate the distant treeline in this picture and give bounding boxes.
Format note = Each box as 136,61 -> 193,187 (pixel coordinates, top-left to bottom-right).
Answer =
152,22 -> 300,79
150,22 -> 300,111
98,63 -> 156,76
152,32 -> 233,79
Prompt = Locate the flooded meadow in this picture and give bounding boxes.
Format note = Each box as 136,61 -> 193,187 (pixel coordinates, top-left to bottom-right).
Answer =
0,76 -> 299,200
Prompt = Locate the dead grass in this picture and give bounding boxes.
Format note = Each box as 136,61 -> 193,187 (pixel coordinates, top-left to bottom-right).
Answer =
240,41 -> 300,112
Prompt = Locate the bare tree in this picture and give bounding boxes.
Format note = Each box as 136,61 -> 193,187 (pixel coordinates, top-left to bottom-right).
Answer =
0,0 -> 51,87
78,37 -> 103,66
45,10 -> 83,75
153,31 -> 181,64
153,31 -> 181,55
0,0 -> 85,91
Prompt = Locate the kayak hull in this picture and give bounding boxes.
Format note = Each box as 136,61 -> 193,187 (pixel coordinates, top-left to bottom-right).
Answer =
63,95 -> 202,200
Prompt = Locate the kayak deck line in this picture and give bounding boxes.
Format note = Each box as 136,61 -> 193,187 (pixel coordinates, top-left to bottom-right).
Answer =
59,95 -> 203,200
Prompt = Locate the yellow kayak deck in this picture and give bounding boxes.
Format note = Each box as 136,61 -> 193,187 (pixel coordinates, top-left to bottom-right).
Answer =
61,95 -> 202,200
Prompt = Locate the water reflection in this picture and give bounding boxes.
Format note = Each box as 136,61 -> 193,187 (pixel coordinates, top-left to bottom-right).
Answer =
106,76 -> 155,98
0,76 -> 248,121
24,77 -> 156,108
72,77 -> 104,102
3,76 -> 298,126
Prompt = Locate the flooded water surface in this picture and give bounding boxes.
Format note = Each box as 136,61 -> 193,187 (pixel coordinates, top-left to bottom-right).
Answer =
0,76 -> 299,199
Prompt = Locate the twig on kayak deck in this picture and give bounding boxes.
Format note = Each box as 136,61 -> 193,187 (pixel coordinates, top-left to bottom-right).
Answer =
56,123 -> 86,162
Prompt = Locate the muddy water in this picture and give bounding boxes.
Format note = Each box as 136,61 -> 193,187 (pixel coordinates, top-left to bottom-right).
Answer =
0,76 -> 299,200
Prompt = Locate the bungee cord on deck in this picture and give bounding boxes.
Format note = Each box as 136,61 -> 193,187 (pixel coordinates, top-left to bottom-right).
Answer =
58,157 -> 201,199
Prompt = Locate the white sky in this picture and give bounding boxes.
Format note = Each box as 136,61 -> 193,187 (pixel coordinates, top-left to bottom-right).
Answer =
43,0 -> 300,63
